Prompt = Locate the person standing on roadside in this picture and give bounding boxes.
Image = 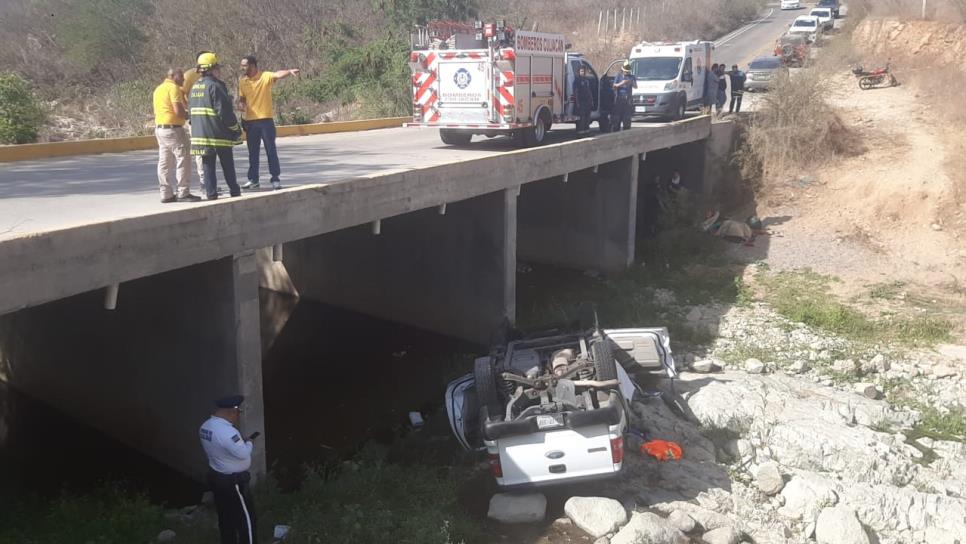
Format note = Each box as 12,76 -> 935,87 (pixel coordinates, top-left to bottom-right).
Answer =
727,64 -> 746,114
184,51 -> 214,195
703,63 -> 718,115
611,61 -> 637,132
238,55 -> 300,191
573,65 -> 594,136
715,65 -> 728,117
200,395 -> 259,544
152,68 -> 201,203
189,52 -> 243,200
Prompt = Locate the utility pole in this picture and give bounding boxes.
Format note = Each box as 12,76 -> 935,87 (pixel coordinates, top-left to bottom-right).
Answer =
922,0 -> 927,19
598,10 -> 603,35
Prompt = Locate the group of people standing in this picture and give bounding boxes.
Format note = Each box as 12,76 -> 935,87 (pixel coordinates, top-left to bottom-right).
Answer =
705,62 -> 746,117
152,52 -> 299,203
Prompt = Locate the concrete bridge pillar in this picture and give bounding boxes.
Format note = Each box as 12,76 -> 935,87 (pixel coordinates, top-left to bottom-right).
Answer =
279,188 -> 517,345
0,253 -> 266,481
516,154 -> 639,272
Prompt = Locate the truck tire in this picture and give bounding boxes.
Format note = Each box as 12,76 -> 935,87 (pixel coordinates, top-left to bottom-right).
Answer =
474,356 -> 503,421
521,111 -> 551,147
440,129 -> 472,146
591,335 -> 618,382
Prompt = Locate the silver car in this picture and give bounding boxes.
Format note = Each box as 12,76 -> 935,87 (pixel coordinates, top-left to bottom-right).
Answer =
744,56 -> 783,92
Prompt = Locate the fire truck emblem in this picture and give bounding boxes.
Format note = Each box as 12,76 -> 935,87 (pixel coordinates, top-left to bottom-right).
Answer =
454,68 -> 472,89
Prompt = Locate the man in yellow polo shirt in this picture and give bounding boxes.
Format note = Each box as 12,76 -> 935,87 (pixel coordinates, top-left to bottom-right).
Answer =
152,68 -> 201,203
237,55 -> 299,191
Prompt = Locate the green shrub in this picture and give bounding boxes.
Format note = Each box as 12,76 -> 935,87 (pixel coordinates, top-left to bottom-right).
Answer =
0,72 -> 45,144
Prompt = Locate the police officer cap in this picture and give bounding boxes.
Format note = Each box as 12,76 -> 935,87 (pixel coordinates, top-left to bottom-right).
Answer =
215,395 -> 245,409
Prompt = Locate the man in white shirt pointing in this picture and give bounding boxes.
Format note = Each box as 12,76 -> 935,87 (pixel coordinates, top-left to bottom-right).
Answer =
200,395 -> 260,544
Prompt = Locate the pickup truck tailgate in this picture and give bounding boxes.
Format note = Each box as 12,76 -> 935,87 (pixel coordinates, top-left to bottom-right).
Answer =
498,423 -> 617,486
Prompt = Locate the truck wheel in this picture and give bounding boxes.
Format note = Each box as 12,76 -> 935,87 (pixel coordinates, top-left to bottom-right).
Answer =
440,129 -> 472,146
474,356 -> 503,421
522,111 -> 551,147
591,335 -> 618,382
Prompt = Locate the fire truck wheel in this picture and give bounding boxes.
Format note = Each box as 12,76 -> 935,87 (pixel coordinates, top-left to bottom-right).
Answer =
439,129 -> 473,146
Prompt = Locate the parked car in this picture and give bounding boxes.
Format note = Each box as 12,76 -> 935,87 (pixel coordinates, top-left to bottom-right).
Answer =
809,8 -> 834,31
774,34 -> 810,67
745,56 -> 784,92
780,0 -> 801,10
788,15 -> 822,43
444,317 -> 676,489
817,0 -> 841,18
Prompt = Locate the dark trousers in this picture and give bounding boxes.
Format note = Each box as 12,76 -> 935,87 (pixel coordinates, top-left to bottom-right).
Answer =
208,470 -> 256,544
730,92 -> 744,113
612,97 -> 633,131
244,119 -> 280,183
202,148 -> 241,198
576,103 -> 592,133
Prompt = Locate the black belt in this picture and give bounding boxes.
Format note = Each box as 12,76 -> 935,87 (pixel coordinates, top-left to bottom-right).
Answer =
156,124 -> 183,129
207,468 -> 251,486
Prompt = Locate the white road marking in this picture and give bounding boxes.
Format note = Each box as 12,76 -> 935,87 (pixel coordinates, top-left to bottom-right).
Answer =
715,8 -> 776,47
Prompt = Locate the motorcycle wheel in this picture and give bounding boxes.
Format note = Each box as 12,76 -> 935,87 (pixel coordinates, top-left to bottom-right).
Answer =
859,77 -> 874,90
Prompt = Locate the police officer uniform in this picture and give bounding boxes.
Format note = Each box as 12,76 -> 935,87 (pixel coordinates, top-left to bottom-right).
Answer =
612,64 -> 637,132
573,72 -> 594,135
200,395 -> 256,544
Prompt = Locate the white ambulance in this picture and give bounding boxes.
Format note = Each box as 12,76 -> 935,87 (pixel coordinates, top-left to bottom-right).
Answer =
408,21 -> 600,147
626,41 -> 714,121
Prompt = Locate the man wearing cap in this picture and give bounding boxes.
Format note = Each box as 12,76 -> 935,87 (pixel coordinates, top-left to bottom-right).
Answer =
199,395 -> 259,544
611,61 -> 637,132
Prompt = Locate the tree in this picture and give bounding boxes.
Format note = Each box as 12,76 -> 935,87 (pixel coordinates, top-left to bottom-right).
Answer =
0,72 -> 45,144
56,0 -> 153,80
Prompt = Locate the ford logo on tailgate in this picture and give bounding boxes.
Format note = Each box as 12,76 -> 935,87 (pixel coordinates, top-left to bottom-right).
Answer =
545,450 -> 565,459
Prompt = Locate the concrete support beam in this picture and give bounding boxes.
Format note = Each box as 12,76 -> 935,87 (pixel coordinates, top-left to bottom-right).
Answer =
517,155 -> 639,272
0,256 -> 266,481
280,189 -> 516,345
702,119 -> 736,197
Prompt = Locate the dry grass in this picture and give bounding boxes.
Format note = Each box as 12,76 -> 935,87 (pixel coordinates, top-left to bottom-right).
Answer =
737,68 -> 865,184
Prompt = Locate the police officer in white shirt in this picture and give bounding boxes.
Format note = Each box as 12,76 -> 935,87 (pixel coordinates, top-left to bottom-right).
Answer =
200,395 -> 260,544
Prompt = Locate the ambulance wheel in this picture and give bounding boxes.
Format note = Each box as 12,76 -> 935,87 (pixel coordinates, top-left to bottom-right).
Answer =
439,129 -> 472,146
673,94 -> 686,121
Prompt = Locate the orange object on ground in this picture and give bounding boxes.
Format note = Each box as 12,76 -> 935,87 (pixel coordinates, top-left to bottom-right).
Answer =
641,440 -> 683,461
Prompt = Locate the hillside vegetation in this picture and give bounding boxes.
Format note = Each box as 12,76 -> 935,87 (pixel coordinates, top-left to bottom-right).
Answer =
0,0 -> 761,142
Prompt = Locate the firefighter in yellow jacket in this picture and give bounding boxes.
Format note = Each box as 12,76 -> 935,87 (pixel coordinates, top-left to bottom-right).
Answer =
188,53 -> 243,200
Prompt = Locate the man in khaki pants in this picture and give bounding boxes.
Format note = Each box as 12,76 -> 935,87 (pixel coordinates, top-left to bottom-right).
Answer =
153,68 -> 201,203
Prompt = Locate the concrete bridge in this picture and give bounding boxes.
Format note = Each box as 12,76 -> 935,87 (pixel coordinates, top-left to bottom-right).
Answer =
0,115 -> 731,480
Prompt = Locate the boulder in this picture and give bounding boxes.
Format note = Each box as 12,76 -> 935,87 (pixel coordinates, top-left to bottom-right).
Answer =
610,512 -> 688,544
487,492 -> 547,524
691,359 -> 721,373
869,353 -> 890,373
832,359 -> 859,375
789,360 -> 809,374
815,506 -> 871,544
156,530 -> 177,543
745,358 -> 765,374
779,474 -> 839,521
755,462 -> 784,495
853,382 -> 880,399
667,510 -> 697,534
564,496 -> 628,538
701,526 -> 740,544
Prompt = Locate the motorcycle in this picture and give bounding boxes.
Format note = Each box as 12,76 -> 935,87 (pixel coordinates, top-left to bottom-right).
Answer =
851,64 -> 898,90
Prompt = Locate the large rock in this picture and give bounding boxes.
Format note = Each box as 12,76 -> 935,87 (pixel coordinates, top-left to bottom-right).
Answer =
815,506 -> 871,544
755,462 -> 784,495
744,358 -> 765,374
853,382 -> 880,399
667,510 -> 697,534
156,530 -> 177,543
610,512 -> 688,544
839,483 -> 966,536
778,473 -> 839,522
691,359 -> 721,373
564,496 -> 628,538
701,526 -> 740,544
487,492 -> 547,524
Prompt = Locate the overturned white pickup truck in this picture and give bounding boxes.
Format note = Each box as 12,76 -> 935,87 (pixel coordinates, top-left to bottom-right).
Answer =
445,322 -> 676,489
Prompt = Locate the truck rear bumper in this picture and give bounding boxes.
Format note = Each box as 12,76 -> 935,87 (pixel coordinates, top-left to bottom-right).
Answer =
405,122 -> 531,130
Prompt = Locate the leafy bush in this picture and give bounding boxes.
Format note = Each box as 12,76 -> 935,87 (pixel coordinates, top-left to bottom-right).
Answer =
0,72 -> 45,144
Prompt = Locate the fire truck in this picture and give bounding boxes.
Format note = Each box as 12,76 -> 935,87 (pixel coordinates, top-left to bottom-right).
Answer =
407,21 -> 608,147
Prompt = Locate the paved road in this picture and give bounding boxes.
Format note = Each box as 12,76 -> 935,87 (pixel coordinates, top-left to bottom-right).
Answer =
0,6 -> 801,242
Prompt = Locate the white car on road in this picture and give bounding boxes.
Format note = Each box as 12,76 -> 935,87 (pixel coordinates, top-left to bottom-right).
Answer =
809,8 -> 834,31
788,15 -> 822,43
781,0 -> 801,9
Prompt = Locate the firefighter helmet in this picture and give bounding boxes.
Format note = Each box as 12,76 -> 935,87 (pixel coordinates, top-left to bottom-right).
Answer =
197,52 -> 219,70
